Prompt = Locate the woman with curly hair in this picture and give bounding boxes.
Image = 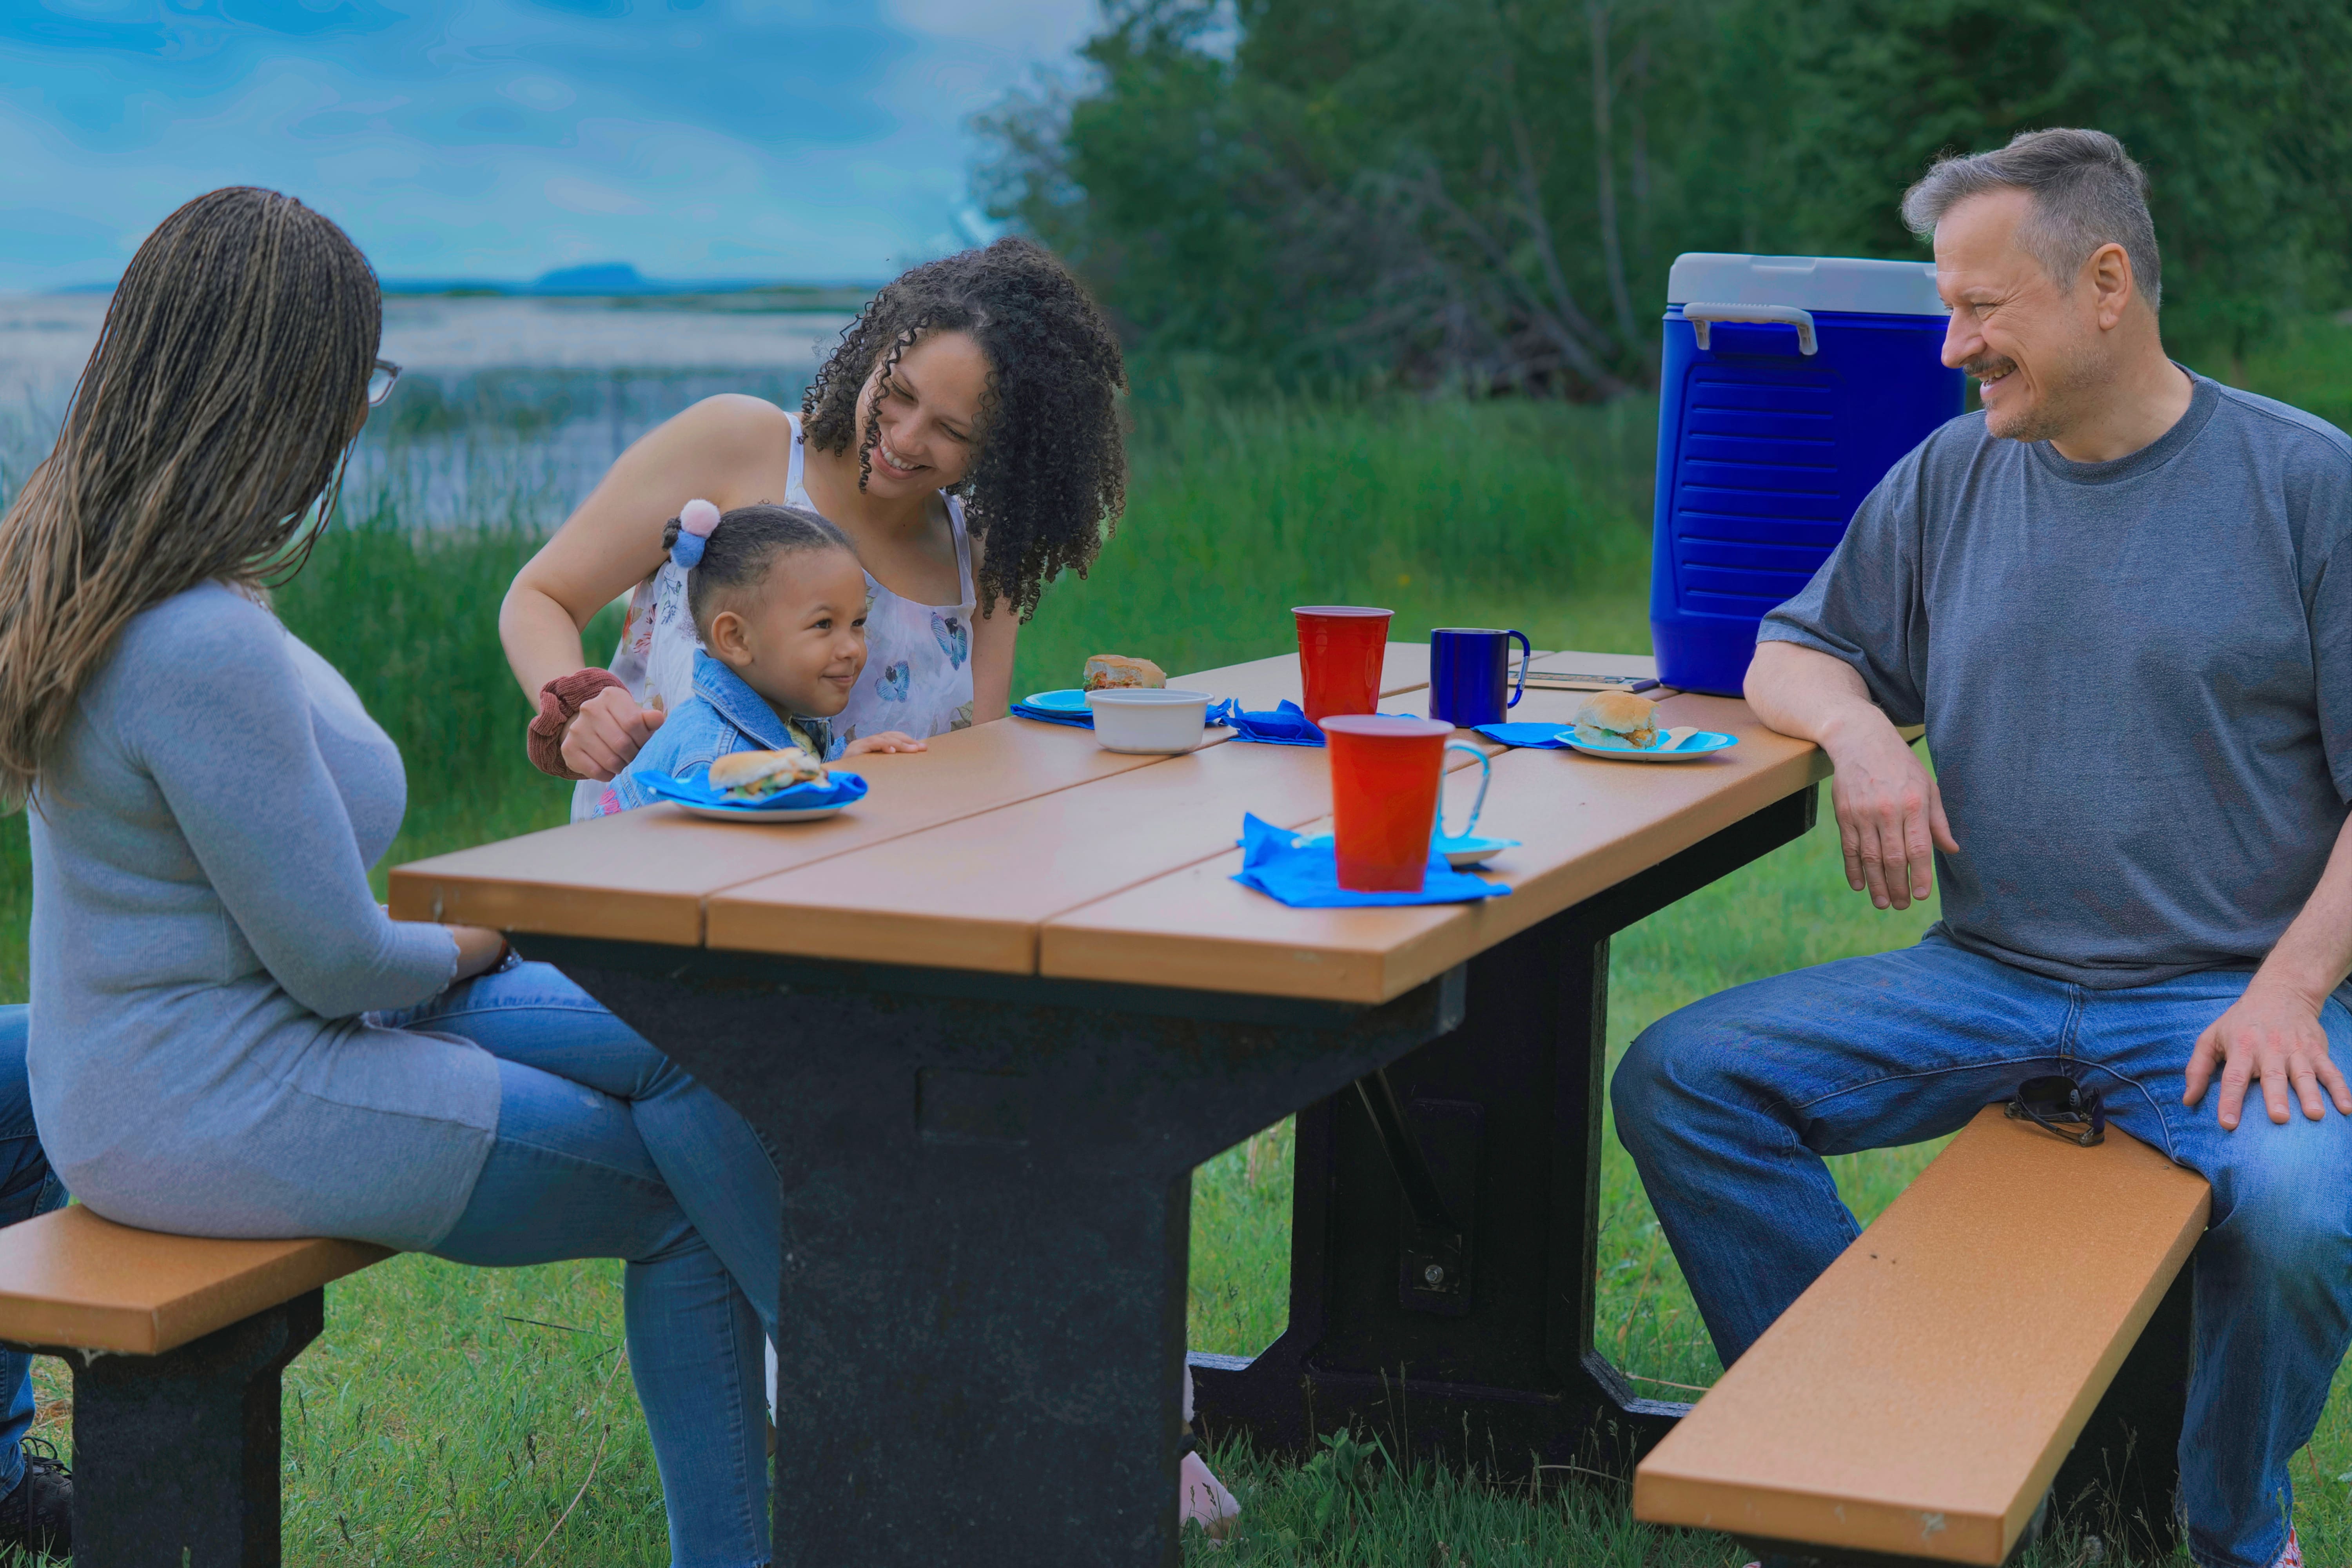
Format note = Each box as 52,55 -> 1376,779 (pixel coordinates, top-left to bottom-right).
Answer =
504,237 -> 1128,809
496,239 -> 1242,1537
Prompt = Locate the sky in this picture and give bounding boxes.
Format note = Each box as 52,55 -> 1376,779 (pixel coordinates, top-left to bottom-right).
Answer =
0,0 -> 1100,291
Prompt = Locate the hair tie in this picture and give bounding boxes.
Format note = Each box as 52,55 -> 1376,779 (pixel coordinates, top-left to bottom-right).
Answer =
670,498 -> 721,569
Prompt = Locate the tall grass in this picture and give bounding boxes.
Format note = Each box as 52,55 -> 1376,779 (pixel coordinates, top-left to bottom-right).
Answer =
1016,393 -> 1658,693
0,319 -> 2345,1564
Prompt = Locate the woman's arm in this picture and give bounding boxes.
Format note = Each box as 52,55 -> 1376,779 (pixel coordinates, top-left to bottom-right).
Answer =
964,531 -> 1015,723
969,595 -> 1017,724
116,593 -> 457,1018
501,394 -> 798,776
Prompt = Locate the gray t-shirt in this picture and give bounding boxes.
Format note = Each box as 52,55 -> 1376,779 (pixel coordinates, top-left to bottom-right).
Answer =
1761,371 -> 2352,989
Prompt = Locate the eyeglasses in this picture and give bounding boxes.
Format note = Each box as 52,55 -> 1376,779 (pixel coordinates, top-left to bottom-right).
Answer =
367,357 -> 402,407
2005,1074 -> 2106,1147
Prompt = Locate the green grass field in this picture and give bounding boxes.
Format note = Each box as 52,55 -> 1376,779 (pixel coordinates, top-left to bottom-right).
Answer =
0,322 -> 2347,1564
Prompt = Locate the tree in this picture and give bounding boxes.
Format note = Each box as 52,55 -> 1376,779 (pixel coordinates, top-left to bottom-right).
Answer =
976,0 -> 2352,394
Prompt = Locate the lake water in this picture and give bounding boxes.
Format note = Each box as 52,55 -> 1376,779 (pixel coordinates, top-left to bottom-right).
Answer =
0,293 -> 856,527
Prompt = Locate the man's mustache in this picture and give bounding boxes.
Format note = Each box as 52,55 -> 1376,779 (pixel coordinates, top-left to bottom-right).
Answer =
1962,355 -> 2019,381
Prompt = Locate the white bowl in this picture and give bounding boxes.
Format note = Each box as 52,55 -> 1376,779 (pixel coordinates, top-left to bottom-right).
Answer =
1085,688 -> 1212,753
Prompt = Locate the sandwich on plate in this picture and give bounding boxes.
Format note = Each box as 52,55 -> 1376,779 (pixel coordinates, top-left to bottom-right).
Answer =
1572,691 -> 1662,750
1083,654 -> 1167,691
708,748 -> 828,802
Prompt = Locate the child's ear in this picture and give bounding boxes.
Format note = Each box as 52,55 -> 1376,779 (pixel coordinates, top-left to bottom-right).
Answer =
706,608 -> 752,666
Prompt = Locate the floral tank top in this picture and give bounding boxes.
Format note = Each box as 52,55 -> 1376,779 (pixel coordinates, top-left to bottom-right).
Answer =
572,414 -> 978,820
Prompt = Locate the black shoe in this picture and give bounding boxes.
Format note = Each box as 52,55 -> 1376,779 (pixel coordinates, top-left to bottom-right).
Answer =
0,1437 -> 69,1560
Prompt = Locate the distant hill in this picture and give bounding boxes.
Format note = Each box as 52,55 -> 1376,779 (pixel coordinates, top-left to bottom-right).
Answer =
377,264 -> 877,309
45,263 -> 878,310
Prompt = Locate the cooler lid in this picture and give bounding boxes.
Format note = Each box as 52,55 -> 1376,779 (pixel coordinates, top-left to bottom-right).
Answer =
1666,253 -> 1947,316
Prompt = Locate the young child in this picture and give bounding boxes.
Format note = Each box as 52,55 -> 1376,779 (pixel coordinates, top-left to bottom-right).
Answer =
595,499 -> 1241,1541
596,499 -> 923,816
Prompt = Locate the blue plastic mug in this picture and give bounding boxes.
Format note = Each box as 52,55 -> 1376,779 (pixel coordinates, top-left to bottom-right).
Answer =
1429,628 -> 1533,728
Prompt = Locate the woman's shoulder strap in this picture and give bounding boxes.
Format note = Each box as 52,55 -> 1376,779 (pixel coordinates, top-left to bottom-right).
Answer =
946,493 -> 974,606
783,411 -> 807,507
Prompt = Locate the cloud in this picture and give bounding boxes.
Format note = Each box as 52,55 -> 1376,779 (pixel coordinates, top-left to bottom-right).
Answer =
0,0 -> 1104,289
544,173 -> 649,215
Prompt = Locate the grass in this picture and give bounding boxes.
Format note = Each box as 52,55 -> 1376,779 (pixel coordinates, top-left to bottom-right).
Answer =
0,317 -> 2347,1563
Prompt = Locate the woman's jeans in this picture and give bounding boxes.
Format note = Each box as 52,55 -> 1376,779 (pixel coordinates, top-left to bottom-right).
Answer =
0,1006 -> 65,1499
1613,931 -> 2352,1568
378,962 -> 785,1567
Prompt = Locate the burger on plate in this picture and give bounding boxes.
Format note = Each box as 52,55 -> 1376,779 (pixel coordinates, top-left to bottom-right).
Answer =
708,748 -> 827,801
1571,691 -> 1661,750
1083,654 -> 1167,691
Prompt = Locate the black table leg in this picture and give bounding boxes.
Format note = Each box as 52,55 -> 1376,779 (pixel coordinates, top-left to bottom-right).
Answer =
55,1288 -> 322,1568
534,940 -> 1471,1567
1192,789 -> 1819,1481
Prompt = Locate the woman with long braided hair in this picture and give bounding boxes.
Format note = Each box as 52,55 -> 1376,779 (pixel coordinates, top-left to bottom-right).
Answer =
0,188 -> 780,1565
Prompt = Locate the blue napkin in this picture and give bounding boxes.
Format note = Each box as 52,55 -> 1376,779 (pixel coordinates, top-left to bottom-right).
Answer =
635,764 -> 870,811
1474,721 -> 1576,750
1010,702 -> 1094,728
1209,700 -> 1423,747
1230,813 -> 1511,907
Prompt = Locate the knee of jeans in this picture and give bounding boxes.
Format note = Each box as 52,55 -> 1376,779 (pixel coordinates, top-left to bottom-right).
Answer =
2207,1118 -> 2352,1282
1614,1005 -> 1736,1161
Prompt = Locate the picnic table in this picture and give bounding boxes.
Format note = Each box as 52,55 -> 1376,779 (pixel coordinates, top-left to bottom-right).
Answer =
389,644 -> 1828,1565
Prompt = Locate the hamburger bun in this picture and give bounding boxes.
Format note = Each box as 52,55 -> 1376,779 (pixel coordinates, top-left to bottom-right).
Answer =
1572,691 -> 1661,749
1083,654 -> 1167,691
708,748 -> 826,798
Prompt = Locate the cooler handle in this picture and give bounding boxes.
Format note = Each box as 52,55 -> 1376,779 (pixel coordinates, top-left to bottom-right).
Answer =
1682,302 -> 1818,356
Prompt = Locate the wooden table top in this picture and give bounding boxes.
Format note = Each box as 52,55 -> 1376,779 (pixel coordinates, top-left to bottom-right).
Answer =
390,643 -> 1827,1004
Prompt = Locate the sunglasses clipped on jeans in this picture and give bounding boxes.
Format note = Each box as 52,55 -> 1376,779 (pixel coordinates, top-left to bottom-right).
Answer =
2005,1074 -> 2106,1147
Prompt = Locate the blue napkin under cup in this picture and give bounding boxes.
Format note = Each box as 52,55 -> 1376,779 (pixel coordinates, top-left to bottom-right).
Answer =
1210,700 -> 1422,747
1231,813 -> 1511,907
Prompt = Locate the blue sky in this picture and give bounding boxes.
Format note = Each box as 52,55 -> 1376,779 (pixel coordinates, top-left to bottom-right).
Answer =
0,0 -> 1098,290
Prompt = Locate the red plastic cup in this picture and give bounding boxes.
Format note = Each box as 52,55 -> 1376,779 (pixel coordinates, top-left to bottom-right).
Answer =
1293,606 -> 1393,724
1323,715 -> 1452,893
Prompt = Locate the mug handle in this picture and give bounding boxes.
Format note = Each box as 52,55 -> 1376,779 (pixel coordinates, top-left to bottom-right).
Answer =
1438,742 -> 1492,840
1505,630 -> 1532,708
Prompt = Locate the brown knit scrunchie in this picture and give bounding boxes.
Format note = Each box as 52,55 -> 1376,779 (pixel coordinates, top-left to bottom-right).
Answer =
526,669 -> 628,780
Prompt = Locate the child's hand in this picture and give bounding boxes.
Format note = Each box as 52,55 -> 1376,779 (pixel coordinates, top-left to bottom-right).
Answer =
844,731 -> 926,757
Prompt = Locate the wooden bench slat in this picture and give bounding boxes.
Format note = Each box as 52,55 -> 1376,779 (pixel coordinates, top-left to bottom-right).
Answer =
0,1207 -> 388,1356
1632,1105 -> 2211,1564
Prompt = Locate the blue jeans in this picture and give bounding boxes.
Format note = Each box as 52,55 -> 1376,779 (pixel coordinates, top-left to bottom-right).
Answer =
1613,932 -> 2352,1568
0,1006 -> 64,1497
379,962 -> 784,1565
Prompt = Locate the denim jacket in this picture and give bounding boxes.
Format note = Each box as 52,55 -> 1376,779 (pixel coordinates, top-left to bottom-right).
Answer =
597,652 -> 841,816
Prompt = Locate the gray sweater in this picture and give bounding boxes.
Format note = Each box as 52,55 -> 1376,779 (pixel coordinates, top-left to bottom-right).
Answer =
27,582 -> 499,1249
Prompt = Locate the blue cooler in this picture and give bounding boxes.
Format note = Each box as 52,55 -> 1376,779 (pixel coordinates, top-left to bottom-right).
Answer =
1648,253 -> 1964,695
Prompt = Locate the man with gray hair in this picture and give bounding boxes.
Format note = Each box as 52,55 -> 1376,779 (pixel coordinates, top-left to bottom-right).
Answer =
1613,127 -> 2352,1568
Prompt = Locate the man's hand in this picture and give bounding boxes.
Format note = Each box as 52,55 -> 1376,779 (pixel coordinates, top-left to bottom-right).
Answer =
561,686 -> 664,781
1821,712 -> 1959,911
1745,641 -> 1956,912
2185,980 -> 2352,1129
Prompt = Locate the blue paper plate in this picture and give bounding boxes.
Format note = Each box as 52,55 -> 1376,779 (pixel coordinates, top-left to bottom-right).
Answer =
1020,688 -> 1093,716
634,764 -> 869,822
1565,729 -> 1738,762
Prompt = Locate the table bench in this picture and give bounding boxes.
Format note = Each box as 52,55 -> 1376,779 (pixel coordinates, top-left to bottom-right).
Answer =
1633,1106 -> 2212,1565
0,1204 -> 386,1566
